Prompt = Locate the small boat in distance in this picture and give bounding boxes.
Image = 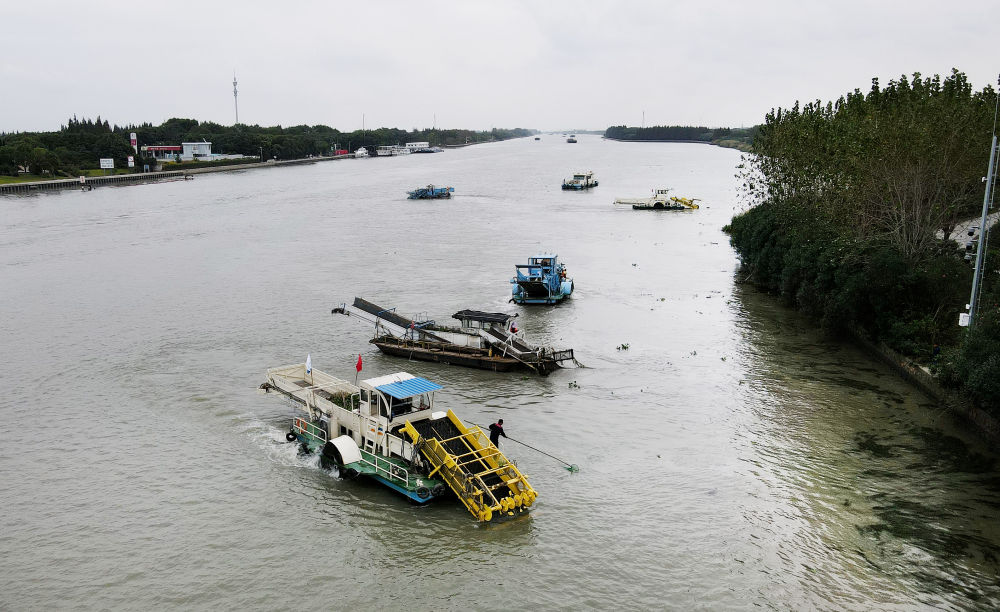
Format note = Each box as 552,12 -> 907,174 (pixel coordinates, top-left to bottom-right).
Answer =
511,254 -> 574,305
566,137 -> 578,143
354,147 -> 369,158
562,170 -> 598,190
534,137 -> 541,140
262,362 -> 537,522
407,185 -> 454,199
614,188 -> 701,210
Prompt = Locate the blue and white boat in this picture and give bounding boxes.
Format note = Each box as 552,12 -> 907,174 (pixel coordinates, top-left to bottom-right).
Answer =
407,185 -> 454,199
510,254 -> 574,305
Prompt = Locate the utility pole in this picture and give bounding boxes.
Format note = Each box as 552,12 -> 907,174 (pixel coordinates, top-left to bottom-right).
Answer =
233,72 -> 239,125
964,77 -> 1000,328
966,135 -> 998,326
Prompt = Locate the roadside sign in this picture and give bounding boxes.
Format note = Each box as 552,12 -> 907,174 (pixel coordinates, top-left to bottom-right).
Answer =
99,158 -> 114,169
127,156 -> 135,168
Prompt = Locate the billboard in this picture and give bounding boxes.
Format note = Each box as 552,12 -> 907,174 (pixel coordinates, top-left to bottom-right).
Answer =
99,158 -> 115,169
130,132 -> 137,152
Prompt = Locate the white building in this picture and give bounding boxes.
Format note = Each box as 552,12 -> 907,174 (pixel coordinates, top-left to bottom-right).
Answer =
181,142 -> 212,161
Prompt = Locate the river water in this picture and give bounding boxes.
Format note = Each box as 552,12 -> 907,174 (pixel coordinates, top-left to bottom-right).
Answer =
2,136 -> 998,610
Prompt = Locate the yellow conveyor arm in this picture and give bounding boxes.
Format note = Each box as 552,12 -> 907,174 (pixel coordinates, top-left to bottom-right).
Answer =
403,410 -> 537,522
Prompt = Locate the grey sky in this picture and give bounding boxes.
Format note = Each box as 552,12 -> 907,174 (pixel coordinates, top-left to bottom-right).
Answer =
3,0 -> 998,133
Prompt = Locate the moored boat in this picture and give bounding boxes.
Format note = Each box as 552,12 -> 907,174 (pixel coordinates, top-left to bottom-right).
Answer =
614,188 -> 700,210
375,145 -> 412,156
566,137 -> 578,143
333,297 -> 575,375
262,362 -> 537,521
511,254 -> 574,305
562,170 -> 598,190
354,147 -> 369,158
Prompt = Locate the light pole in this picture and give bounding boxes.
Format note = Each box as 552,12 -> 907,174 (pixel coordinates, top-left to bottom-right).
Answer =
964,81 -> 1000,327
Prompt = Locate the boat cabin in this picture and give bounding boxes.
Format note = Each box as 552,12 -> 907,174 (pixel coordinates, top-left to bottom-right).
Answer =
452,309 -> 516,333
359,372 -> 442,424
516,254 -> 559,279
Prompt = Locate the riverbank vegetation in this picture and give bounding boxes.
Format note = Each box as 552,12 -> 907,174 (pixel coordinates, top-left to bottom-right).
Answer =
604,125 -> 757,151
724,69 -> 1000,416
0,117 -> 535,178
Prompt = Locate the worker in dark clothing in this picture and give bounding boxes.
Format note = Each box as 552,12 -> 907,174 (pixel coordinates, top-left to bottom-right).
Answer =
488,419 -> 507,446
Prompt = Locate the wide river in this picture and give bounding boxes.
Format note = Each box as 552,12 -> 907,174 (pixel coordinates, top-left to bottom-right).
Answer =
2,136 -> 998,610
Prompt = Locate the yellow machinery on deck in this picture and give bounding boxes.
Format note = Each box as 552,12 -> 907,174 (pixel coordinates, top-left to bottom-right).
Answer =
402,410 -> 537,522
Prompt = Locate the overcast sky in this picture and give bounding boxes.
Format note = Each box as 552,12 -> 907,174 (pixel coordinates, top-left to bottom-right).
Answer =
2,0 -> 998,133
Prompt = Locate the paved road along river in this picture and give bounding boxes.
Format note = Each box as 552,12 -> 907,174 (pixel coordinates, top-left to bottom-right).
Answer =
2,135 -> 998,609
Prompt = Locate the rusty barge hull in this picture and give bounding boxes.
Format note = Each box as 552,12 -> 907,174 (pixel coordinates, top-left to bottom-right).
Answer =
371,339 -> 561,375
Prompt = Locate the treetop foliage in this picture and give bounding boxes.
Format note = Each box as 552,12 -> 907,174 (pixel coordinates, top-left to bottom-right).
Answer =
743,69 -> 995,259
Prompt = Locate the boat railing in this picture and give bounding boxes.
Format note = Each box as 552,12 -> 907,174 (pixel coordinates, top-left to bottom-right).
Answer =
549,349 -> 575,363
358,446 -> 410,484
292,417 -> 327,444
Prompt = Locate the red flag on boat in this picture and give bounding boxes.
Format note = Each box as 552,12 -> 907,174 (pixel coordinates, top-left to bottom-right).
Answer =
356,354 -> 363,372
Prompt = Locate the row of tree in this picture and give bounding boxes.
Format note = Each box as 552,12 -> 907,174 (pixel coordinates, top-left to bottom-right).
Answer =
0,118 -> 536,176
725,69 -> 1000,414
604,124 -> 757,147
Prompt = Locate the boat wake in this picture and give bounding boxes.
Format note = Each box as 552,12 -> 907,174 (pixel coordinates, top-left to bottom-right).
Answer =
240,417 -> 339,477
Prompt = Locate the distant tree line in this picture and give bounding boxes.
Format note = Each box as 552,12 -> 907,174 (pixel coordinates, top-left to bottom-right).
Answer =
725,69 -> 1000,415
0,118 -> 536,176
604,124 -> 758,149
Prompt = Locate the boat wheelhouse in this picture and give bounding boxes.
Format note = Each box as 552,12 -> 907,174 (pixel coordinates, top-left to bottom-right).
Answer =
562,170 -> 599,190
262,363 -> 537,521
511,254 -> 574,305
333,297 -> 575,375
613,188 -> 700,210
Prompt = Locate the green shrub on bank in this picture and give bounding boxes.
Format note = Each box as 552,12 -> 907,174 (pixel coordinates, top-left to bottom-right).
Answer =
937,293 -> 1000,415
725,199 -> 968,357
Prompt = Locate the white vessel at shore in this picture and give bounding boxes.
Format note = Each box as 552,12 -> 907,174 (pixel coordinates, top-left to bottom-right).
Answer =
376,145 -> 412,156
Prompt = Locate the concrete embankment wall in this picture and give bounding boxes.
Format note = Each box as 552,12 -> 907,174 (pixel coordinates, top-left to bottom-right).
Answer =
0,154 -> 353,195
850,328 -> 1000,443
0,171 -> 187,193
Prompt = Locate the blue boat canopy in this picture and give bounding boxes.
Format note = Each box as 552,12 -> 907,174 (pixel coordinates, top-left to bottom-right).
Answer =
376,377 -> 443,399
